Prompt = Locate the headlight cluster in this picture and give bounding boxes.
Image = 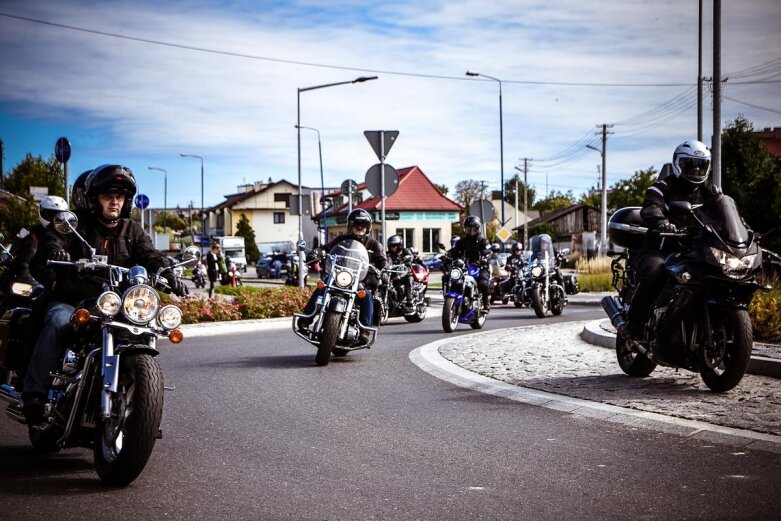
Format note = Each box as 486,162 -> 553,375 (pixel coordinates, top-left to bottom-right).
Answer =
709,247 -> 756,279
450,268 -> 462,281
11,282 -> 34,297
157,305 -> 183,329
334,270 -> 354,288
122,285 -> 160,325
530,265 -> 544,278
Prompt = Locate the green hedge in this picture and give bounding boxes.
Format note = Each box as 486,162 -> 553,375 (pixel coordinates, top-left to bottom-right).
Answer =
750,285 -> 781,342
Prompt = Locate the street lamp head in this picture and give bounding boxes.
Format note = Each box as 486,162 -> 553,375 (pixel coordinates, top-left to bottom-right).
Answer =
353,76 -> 378,83
465,71 -> 479,77
586,144 -> 602,154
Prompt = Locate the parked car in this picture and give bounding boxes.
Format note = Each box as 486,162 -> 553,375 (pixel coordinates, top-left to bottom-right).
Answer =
256,255 -> 273,278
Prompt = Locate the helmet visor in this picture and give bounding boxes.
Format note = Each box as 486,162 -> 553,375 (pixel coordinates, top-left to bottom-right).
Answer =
465,224 -> 480,236
679,157 -> 710,183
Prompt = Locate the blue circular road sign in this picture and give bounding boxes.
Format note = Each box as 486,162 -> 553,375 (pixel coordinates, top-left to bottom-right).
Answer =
54,137 -> 71,163
135,194 -> 150,209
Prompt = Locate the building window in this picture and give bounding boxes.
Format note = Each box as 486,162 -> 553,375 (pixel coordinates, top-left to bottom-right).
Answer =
395,228 -> 414,247
273,212 -> 285,224
274,193 -> 291,207
422,228 -> 440,253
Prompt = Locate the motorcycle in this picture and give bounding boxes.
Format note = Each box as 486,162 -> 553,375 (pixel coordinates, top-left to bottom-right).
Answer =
514,234 -> 568,318
489,254 -> 513,305
292,239 -> 378,366
441,257 -> 489,333
377,254 -> 430,325
601,195 -> 765,392
191,261 -> 207,288
221,259 -> 242,287
0,212 -> 197,485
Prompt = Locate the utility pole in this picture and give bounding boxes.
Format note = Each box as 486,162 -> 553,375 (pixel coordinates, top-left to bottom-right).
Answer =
515,158 -> 530,248
712,0 -> 722,187
596,124 -> 613,255
0,139 -> 4,190
697,0 -> 703,141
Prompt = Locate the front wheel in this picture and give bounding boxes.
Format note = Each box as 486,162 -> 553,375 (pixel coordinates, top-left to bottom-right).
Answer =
404,302 -> 427,323
700,308 -> 753,393
94,353 -> 164,486
616,335 -> 656,377
531,286 -> 547,318
442,297 -> 459,333
316,311 -> 341,366
379,297 -> 390,326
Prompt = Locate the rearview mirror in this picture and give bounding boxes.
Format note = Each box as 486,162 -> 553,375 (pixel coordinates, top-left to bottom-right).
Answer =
52,211 -> 79,234
180,246 -> 201,267
669,201 -> 692,216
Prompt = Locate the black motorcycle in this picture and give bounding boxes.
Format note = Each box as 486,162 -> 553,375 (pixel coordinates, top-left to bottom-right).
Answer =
377,254 -> 430,325
601,195 -> 765,392
0,213 -> 196,485
513,234 -> 569,318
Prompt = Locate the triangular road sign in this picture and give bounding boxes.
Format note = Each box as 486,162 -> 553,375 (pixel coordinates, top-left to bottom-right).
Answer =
364,130 -> 399,160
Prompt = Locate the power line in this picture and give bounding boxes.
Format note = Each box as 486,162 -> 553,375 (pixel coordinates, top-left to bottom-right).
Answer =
723,95 -> 781,115
2,11 -> 779,88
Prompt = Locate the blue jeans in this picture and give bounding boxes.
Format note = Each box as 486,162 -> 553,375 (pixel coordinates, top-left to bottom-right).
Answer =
23,301 -> 75,395
273,260 -> 282,278
303,288 -> 374,327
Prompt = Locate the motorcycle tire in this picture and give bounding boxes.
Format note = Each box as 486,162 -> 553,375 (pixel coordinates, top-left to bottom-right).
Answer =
404,304 -> 427,323
615,335 -> 656,377
379,299 -> 390,326
700,308 -> 752,393
470,307 -> 487,329
442,297 -> 459,333
502,297 -> 509,305
316,311 -> 340,366
94,353 -> 164,486
531,286 -> 547,318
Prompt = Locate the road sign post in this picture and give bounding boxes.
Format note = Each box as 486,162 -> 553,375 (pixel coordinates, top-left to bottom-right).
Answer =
55,137 -> 71,205
364,131 -> 399,242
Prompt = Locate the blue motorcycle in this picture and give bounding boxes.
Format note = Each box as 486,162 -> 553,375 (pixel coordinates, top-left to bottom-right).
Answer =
441,258 -> 488,333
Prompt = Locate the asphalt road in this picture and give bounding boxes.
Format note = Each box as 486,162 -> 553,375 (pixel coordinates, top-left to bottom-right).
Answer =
1,304 -> 779,520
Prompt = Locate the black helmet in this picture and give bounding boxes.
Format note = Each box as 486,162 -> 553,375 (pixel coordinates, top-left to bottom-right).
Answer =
387,235 -> 403,249
347,208 -> 372,236
71,170 -> 92,215
511,242 -> 523,253
463,215 -> 481,237
84,164 -> 137,218
490,243 -> 501,253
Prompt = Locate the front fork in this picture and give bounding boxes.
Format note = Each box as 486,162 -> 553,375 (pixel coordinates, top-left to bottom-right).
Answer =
101,325 -> 119,419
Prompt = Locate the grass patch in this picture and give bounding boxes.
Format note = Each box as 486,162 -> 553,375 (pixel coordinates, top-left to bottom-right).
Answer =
574,273 -> 613,293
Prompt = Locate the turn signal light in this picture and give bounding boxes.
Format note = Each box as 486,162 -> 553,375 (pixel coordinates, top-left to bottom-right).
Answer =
72,308 -> 91,325
168,329 -> 184,344
357,290 -> 366,299
316,280 -> 325,290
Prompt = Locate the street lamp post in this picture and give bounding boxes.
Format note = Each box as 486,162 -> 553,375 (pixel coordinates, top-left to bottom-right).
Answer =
586,144 -> 607,255
466,71 -> 505,241
296,75 -> 378,287
296,125 -> 327,245
180,153 -> 205,251
147,166 -> 168,234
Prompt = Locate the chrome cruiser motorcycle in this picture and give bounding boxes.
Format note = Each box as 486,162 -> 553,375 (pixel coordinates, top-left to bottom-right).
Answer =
601,196 -> 765,392
377,253 -> 430,325
293,239 -> 378,366
0,213 -> 195,485
514,234 -> 568,318
441,258 -> 488,333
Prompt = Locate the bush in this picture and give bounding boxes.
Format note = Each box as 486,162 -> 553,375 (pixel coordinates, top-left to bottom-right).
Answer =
750,285 -> 781,342
173,286 -> 313,324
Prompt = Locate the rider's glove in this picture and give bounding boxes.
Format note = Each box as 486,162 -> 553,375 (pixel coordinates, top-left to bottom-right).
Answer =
48,250 -> 71,262
655,222 -> 678,234
162,268 -> 188,297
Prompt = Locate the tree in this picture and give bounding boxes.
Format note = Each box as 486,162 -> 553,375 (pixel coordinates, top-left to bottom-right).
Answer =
0,154 -> 65,238
435,183 -> 449,195
503,173 -> 536,210
453,179 -> 486,211
154,211 -> 189,232
606,167 -> 657,210
235,213 -> 260,264
532,190 -> 576,216
721,116 -> 781,251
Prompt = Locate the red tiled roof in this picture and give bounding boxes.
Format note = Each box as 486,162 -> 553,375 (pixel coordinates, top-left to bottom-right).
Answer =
327,166 -> 461,216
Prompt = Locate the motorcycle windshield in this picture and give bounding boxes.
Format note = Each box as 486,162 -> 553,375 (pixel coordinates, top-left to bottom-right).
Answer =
697,194 -> 751,249
326,239 -> 370,281
528,234 -> 554,265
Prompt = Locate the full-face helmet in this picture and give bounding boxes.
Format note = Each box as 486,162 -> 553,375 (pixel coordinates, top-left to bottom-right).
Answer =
39,196 -> 69,227
511,242 -> 523,254
347,208 -> 372,237
463,216 -> 481,237
387,235 -> 403,252
71,170 -> 92,216
490,243 -> 501,253
672,140 -> 711,185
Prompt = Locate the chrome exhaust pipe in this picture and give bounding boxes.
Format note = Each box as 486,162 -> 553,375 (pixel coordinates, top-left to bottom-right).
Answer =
601,296 -> 626,330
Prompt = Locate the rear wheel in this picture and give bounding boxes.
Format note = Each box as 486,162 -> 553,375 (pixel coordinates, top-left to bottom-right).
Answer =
531,286 -> 547,318
616,335 -> 656,377
470,304 -> 487,329
442,297 -> 459,333
94,353 -> 164,486
316,311 -> 340,366
700,308 -> 752,392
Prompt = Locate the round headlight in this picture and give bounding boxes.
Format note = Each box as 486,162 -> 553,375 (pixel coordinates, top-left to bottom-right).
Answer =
450,268 -> 462,280
335,270 -> 354,288
97,291 -> 122,317
122,285 -> 160,325
531,265 -> 544,278
11,282 -> 33,297
157,305 -> 183,330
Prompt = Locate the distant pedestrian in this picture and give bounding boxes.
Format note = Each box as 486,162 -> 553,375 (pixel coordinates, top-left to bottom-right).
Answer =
273,250 -> 286,279
206,242 -> 223,297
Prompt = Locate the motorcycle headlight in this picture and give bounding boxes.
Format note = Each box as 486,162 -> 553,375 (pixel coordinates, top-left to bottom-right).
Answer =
450,268 -> 462,280
96,291 -> 122,317
335,270 -> 354,288
709,248 -> 757,279
157,305 -> 183,330
122,285 -> 160,325
531,265 -> 544,278
11,281 -> 33,297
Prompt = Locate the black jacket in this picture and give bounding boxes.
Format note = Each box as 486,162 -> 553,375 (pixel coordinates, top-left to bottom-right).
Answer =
448,235 -> 490,264
640,175 -> 721,251
31,217 -> 170,305
324,233 -> 387,290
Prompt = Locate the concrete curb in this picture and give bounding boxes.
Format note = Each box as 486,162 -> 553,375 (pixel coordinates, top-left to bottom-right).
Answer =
410,338 -> 781,453
580,319 -> 781,380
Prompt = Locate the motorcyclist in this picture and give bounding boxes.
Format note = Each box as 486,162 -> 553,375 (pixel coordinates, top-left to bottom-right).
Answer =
620,140 -> 722,340
447,215 -> 492,310
387,234 -> 405,264
23,164 -> 187,424
498,241 -> 526,295
298,208 -> 388,339
8,195 -> 69,279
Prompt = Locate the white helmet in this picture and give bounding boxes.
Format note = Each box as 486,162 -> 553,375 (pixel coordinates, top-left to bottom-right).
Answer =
39,195 -> 69,227
672,140 -> 711,184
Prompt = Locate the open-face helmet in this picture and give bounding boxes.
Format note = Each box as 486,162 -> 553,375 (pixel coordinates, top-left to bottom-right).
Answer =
84,164 -> 137,219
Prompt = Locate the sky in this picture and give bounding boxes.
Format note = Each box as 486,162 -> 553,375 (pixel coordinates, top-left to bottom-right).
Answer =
1,0 -> 779,214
